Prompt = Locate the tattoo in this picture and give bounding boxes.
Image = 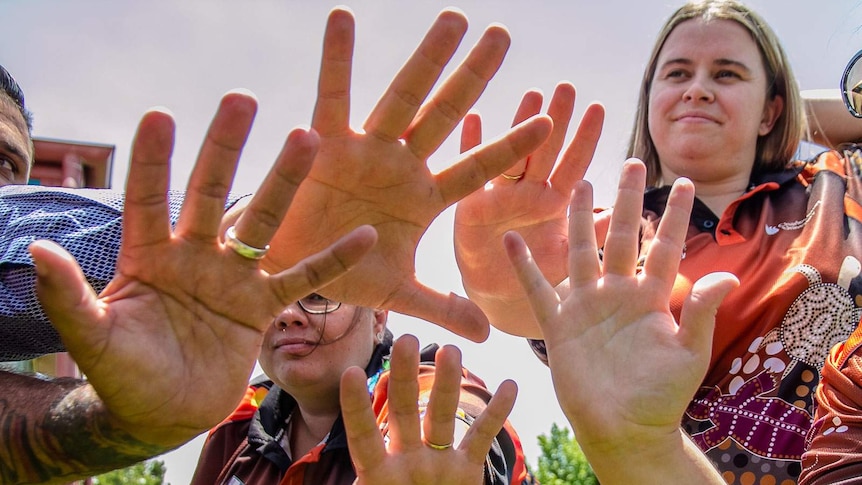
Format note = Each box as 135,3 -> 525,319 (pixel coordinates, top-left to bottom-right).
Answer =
0,371 -> 166,484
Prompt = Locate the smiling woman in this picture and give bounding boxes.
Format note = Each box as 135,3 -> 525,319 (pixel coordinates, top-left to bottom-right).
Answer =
453,1 -> 862,484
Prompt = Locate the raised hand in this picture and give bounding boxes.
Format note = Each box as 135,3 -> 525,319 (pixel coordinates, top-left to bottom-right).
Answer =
264,8 -> 553,342
30,91 -> 376,451
341,335 -> 518,485
454,82 -> 604,337
504,160 -> 736,483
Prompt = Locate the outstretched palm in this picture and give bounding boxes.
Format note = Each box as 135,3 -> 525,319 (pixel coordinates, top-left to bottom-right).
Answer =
32,92 -> 375,448
266,8 -> 552,342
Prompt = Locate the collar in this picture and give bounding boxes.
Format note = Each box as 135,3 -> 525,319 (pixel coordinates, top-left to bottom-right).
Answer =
246,340 -> 394,471
643,166 -> 803,234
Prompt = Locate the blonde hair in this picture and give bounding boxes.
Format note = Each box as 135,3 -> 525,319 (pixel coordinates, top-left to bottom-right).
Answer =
626,0 -> 806,187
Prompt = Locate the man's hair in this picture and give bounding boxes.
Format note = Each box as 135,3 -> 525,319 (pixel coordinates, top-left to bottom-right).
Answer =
0,64 -> 33,134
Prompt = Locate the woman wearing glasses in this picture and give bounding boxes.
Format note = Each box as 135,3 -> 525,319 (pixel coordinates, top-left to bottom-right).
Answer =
189,293 -> 532,485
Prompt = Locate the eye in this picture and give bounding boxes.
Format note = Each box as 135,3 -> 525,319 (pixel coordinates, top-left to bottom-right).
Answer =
0,157 -> 19,182
666,69 -> 688,79
305,293 -> 327,303
716,70 -> 742,80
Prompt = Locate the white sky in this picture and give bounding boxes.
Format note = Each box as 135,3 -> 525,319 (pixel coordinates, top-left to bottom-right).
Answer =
3,0 -> 862,482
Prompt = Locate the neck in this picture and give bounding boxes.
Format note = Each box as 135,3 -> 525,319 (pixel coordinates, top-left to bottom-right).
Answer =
661,168 -> 751,217
288,401 -> 341,457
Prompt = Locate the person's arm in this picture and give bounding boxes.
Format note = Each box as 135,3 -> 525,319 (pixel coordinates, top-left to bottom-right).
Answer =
504,160 -> 738,484
803,89 -> 862,147
340,334 -> 520,485
1,91 -> 375,484
799,325 -> 862,484
453,83 -> 605,338
261,7 -> 554,343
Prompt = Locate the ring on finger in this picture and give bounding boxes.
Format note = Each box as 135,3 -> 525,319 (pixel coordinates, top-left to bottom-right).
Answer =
501,171 -> 526,181
424,439 -> 454,451
224,225 -> 270,260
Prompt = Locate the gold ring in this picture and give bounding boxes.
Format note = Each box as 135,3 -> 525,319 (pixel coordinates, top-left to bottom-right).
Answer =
424,440 -> 453,451
501,171 -> 525,181
224,225 -> 270,260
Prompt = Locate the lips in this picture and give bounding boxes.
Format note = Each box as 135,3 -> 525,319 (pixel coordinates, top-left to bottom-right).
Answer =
271,335 -> 318,354
674,111 -> 720,123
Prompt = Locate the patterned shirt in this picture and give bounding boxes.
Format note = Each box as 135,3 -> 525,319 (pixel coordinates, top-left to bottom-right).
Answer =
532,148 -> 862,484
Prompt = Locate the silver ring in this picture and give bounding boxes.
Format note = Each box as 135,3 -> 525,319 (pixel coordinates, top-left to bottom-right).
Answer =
501,171 -> 525,181
224,225 -> 269,260
424,440 -> 453,451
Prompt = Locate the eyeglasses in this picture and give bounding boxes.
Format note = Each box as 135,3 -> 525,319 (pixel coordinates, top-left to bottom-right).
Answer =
296,293 -> 342,314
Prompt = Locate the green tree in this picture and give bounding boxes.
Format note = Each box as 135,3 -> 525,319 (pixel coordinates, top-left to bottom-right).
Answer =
91,459 -> 167,485
534,423 -> 598,485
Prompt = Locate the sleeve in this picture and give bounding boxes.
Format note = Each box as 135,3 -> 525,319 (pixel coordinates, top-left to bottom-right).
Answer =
371,345 -> 535,485
799,323 -> 862,484
0,186 -> 246,361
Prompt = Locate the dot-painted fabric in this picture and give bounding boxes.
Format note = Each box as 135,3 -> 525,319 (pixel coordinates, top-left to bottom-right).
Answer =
529,149 -> 862,483
0,185 -> 246,361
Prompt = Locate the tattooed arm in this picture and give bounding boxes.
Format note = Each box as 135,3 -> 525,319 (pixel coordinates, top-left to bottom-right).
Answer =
0,371 -> 164,484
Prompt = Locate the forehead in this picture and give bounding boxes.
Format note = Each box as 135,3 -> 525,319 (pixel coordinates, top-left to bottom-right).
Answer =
658,18 -> 763,67
0,96 -> 31,163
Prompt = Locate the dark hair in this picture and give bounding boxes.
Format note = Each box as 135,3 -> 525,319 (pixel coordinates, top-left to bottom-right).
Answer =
0,64 -> 33,134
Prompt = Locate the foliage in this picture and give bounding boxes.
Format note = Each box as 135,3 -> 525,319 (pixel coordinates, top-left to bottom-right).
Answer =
91,459 -> 167,485
534,423 -> 598,485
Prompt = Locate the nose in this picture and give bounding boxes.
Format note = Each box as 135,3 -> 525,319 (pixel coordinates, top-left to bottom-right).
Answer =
272,302 -> 307,330
682,75 -> 714,103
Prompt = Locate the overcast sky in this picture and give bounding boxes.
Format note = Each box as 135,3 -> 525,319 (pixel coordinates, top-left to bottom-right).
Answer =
3,0 -> 862,482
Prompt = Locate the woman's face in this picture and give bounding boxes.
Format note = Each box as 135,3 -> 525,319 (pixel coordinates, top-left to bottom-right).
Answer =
258,295 -> 386,400
647,18 -> 783,185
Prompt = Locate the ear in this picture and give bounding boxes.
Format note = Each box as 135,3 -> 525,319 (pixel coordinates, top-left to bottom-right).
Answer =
372,309 -> 388,335
759,94 -> 784,136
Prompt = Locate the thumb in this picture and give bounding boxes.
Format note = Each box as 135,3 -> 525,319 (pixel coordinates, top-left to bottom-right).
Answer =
29,239 -> 105,349
391,283 -> 491,342
678,271 -> 739,351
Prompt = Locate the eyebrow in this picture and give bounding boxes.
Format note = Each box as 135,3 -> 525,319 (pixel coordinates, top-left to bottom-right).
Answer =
660,57 -> 753,74
0,138 -> 30,167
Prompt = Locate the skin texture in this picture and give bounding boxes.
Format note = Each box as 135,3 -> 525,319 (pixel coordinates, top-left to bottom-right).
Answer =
1,91 -> 376,484
648,18 -> 782,216
0,95 -> 31,184
505,161 -> 737,484
341,335 -> 518,485
454,82 -> 604,337
263,7 -> 553,343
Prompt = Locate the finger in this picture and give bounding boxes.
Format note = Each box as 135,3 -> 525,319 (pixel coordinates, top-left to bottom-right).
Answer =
269,225 -> 377,315
175,91 -> 257,241
525,83 -> 574,182
231,128 -> 320,251
29,240 -> 105,354
498,89 -> 543,180
567,181 -> 602,285
312,7 -> 355,137
601,159 -> 646,276
121,108 -> 175,249
678,272 -> 739,356
404,23 -> 511,159
437,115 -> 553,207
459,111 -> 483,153
422,345 -> 463,448
341,366 -> 387,473
549,102 -> 605,195
389,285 -> 490,342
459,379 -> 517,464
387,334 -> 423,451
502,231 -> 560,328
641,177 -> 694,293
364,8 -> 468,142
